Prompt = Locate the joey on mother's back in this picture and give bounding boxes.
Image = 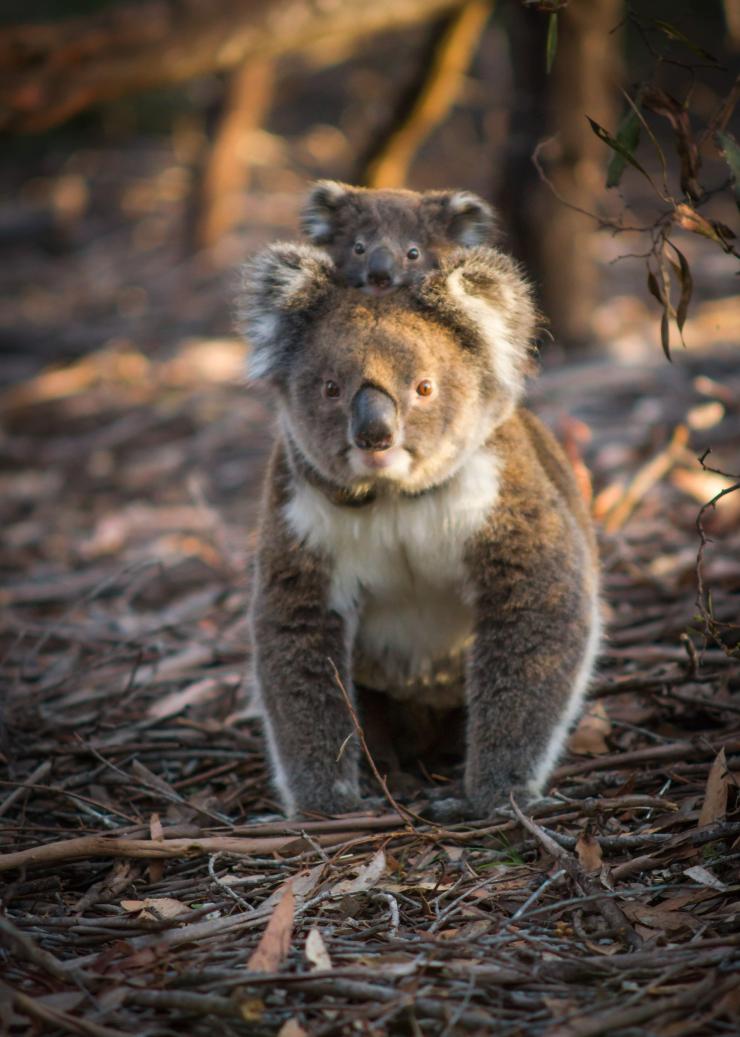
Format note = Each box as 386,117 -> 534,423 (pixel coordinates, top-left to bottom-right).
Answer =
239,242 -> 600,819
301,180 -> 496,295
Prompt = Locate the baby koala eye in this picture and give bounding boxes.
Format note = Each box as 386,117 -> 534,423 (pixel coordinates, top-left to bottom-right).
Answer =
324,380 -> 341,399
353,241 -> 366,255
416,379 -> 433,397
407,246 -> 421,261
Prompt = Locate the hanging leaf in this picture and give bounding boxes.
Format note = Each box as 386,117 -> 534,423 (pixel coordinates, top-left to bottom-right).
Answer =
545,12 -> 558,74
666,241 -> 693,344
646,269 -> 664,305
716,131 -> 740,210
587,117 -> 655,189
651,19 -> 718,63
642,86 -> 701,200
660,310 -> 671,362
646,267 -> 671,361
606,108 -> 641,189
675,203 -> 736,251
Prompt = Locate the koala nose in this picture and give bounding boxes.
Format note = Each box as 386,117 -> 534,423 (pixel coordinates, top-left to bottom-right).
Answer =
351,385 -> 398,451
366,247 -> 395,289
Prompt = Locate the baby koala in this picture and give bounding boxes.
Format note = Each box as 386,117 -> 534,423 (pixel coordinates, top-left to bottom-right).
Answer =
240,240 -> 601,820
300,181 -> 496,295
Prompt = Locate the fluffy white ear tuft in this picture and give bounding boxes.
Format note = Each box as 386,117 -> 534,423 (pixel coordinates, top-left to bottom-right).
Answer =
239,242 -> 334,380
436,248 -> 536,404
446,191 -> 497,246
300,180 -> 352,243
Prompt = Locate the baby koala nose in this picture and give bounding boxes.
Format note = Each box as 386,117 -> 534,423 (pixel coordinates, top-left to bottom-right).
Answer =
351,385 -> 398,451
366,247 -> 395,290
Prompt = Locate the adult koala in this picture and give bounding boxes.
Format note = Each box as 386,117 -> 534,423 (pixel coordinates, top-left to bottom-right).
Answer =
240,243 -> 600,819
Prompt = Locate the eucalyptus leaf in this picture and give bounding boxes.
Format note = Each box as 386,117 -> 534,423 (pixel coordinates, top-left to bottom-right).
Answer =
666,242 -> 693,343
652,19 -> 718,63
716,131 -> 740,210
545,12 -> 558,74
587,117 -> 654,188
606,108 -> 641,189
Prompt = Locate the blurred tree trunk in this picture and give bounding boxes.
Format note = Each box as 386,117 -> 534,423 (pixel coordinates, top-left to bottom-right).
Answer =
196,58 -> 275,250
362,0 -> 492,188
723,0 -> 740,49
0,0 -> 465,133
501,0 -> 623,349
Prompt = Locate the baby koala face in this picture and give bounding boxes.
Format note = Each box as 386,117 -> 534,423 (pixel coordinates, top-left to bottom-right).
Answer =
301,182 -> 495,297
282,293 -> 495,495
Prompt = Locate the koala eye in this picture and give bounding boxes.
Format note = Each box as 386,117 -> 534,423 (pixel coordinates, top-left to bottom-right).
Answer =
416,379 -> 433,397
353,241 -> 366,255
407,246 -> 421,261
324,380 -> 341,399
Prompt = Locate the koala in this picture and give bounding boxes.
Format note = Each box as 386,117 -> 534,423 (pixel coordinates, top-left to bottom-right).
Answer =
300,181 -> 496,295
239,242 -> 601,819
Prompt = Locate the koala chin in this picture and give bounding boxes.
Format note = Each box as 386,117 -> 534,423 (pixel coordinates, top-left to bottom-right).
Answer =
239,242 -> 601,819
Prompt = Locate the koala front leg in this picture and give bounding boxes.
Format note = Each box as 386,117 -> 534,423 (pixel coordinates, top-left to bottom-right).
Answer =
463,527 -> 599,818
252,511 -> 359,817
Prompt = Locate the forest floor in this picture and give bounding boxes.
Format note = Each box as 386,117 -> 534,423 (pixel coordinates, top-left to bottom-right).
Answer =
1,140 -> 740,1036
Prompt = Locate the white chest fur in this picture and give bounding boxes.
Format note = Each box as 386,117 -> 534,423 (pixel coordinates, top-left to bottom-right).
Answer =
283,446 -> 500,697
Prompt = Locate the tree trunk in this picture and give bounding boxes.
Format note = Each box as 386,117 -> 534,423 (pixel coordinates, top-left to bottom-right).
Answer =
196,59 -> 275,251
363,1 -> 492,188
500,0 -> 623,349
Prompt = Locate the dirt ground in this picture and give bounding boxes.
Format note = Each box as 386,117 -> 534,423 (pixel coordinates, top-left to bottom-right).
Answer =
1,128 -> 739,1035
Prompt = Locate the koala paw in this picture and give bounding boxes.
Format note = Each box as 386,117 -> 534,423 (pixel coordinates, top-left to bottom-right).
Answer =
464,782 -> 539,821
293,778 -> 361,817
423,796 -> 478,824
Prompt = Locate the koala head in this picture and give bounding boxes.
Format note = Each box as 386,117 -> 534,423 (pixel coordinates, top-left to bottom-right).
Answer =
300,181 -> 496,296
240,243 -> 535,497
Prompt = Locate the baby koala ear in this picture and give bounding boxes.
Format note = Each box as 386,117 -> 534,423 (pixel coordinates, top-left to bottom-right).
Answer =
300,180 -> 353,244
239,242 -> 334,380
432,190 -> 497,247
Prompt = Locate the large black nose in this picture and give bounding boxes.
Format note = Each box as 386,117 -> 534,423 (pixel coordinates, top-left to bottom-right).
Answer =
351,385 -> 397,451
366,247 -> 395,289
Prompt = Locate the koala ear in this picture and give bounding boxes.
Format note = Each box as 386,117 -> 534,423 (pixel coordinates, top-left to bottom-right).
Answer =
300,180 -> 353,244
431,191 -> 497,247
239,242 -> 334,380
419,247 -> 537,402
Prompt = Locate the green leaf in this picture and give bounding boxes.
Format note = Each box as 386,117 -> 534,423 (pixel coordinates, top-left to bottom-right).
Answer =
651,20 -> 718,63
587,117 -> 655,188
606,108 -> 642,189
716,131 -> 740,210
545,12 -> 558,74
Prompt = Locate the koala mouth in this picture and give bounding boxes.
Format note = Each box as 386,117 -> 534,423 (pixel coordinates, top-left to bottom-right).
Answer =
350,445 -> 411,478
361,283 -> 397,298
